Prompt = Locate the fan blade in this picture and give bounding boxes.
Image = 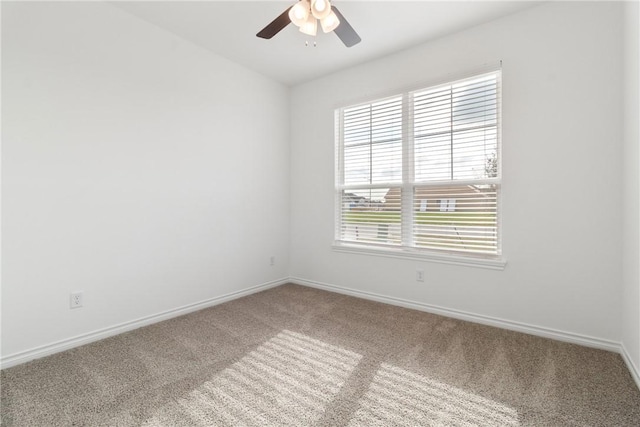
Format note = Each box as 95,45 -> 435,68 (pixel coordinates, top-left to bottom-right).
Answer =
332,6 -> 361,47
257,6 -> 293,39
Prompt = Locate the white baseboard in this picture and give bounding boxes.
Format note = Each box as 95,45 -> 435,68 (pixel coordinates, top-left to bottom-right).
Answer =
4,275 -> 639,394
620,343 -> 640,391
0,278 -> 289,369
290,277 -> 621,353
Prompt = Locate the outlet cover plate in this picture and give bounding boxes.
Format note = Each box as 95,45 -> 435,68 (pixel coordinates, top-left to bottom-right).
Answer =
70,292 -> 83,309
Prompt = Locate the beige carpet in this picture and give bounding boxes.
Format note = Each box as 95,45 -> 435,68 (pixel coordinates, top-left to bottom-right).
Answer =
1,283 -> 639,426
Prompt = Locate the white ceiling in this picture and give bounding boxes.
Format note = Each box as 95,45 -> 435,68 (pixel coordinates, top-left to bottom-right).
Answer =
113,1 -> 539,86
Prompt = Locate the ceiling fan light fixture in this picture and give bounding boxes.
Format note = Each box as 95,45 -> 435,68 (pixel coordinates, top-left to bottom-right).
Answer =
320,10 -> 340,33
288,0 -> 310,27
256,0 -> 360,47
311,0 -> 331,20
299,13 -> 318,36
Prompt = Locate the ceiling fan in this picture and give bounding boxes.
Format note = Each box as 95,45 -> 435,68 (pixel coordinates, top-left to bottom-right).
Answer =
257,0 -> 361,47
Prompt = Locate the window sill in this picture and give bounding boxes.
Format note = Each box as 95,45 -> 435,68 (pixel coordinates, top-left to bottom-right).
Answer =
332,242 -> 506,270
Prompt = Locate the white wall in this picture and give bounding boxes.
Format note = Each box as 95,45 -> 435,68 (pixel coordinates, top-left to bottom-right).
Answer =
622,0 -> 640,378
2,0 -> 636,377
1,2 -> 290,360
290,1 -> 624,344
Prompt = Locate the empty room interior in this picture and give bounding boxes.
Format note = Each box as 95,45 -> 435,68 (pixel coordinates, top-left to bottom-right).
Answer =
2,0 -> 640,425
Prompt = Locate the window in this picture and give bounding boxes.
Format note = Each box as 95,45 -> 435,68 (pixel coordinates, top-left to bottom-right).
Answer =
335,71 -> 501,262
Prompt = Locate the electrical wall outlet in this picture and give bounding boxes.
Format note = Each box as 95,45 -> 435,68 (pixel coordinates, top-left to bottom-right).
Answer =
70,292 -> 83,309
270,256 -> 275,266
416,269 -> 425,282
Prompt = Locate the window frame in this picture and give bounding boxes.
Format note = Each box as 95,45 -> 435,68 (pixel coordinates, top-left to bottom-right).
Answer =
334,69 -> 506,270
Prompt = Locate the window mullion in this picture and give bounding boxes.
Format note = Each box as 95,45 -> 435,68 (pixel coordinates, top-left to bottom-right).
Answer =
450,86 -> 454,181
369,105 -> 373,185
401,93 -> 414,248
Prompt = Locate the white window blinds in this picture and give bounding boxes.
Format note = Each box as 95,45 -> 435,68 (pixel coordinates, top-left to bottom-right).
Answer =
343,97 -> 403,186
339,96 -> 403,246
336,71 -> 501,258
